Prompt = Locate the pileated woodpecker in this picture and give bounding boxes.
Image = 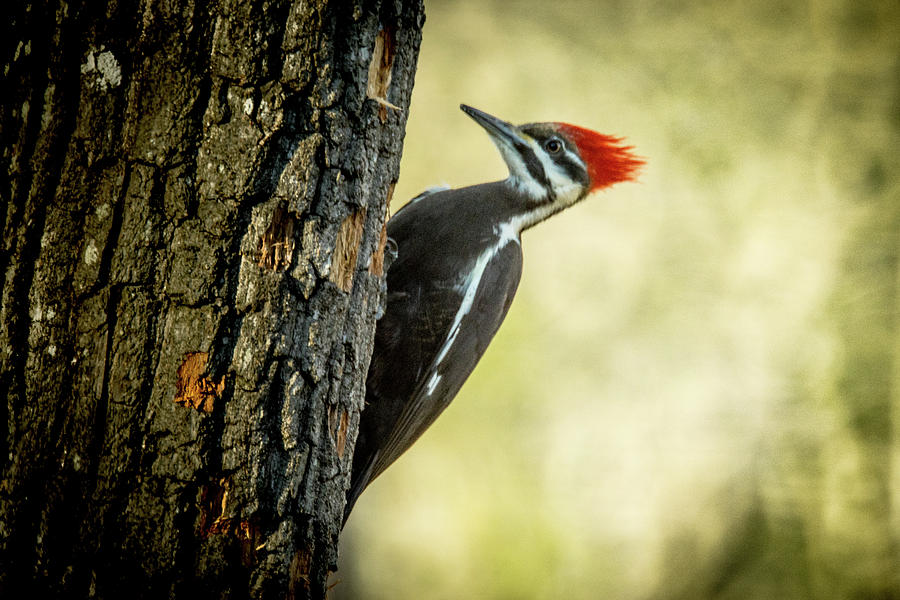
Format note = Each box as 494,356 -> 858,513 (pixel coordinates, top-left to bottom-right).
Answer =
344,105 -> 643,525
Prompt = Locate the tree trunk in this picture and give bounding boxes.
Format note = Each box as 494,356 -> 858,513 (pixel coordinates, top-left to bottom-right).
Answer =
0,0 -> 424,597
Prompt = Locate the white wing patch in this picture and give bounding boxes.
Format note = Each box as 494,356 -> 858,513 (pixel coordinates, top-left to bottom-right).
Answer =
425,372 -> 442,395
408,184 -> 452,205
425,231 -> 521,397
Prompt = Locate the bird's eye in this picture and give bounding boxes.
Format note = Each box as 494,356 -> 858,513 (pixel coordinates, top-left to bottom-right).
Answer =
544,138 -> 563,154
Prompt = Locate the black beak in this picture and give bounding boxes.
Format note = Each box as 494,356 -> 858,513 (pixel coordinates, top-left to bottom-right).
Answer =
460,104 -> 527,149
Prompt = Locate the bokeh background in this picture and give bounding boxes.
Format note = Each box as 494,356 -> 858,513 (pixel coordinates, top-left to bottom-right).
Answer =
336,1 -> 900,598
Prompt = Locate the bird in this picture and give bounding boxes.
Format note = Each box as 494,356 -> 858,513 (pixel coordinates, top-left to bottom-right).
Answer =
343,104 -> 644,525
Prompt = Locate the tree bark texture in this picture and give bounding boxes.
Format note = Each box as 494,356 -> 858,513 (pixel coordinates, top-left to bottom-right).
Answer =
1,0 -> 424,597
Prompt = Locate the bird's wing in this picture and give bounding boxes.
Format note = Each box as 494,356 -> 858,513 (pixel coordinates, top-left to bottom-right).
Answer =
345,241 -> 523,518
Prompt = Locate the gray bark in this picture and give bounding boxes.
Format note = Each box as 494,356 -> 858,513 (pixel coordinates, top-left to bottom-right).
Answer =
0,0 -> 424,597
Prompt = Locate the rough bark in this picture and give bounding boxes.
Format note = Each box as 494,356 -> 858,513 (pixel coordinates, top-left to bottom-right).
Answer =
0,0 -> 424,597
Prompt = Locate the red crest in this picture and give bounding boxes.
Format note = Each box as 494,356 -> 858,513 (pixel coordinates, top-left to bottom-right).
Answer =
555,123 -> 645,191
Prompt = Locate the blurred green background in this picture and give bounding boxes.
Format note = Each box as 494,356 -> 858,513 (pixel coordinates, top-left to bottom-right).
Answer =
336,0 -> 900,598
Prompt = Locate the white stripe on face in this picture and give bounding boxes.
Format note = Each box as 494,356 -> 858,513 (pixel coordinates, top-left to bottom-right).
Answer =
491,137 -> 547,201
529,139 -> 586,208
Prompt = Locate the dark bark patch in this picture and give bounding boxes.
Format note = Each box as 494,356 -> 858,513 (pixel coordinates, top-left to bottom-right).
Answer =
366,26 -> 399,121
329,209 -> 365,292
257,203 -> 297,270
174,351 -> 224,413
369,183 -> 394,276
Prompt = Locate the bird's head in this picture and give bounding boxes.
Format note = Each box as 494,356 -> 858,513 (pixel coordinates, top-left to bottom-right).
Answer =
460,104 -> 643,227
